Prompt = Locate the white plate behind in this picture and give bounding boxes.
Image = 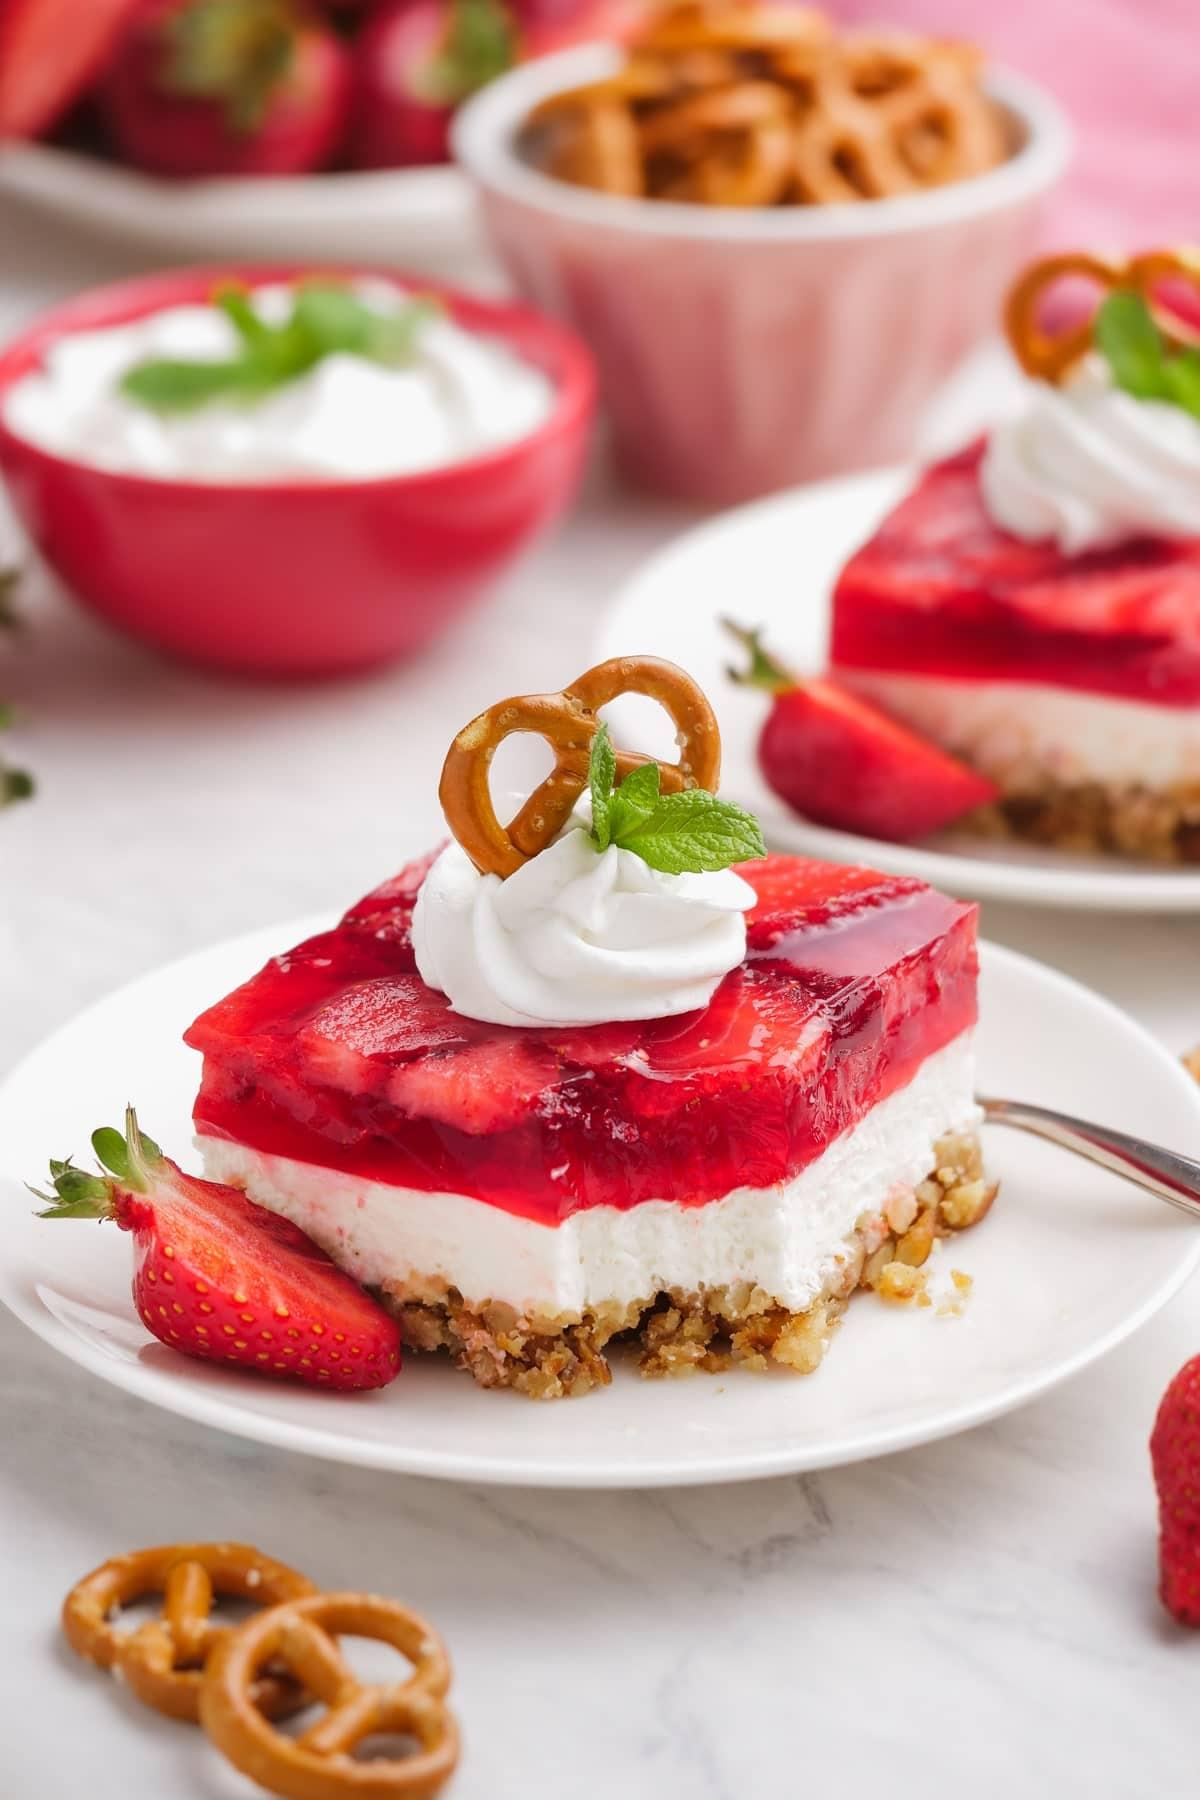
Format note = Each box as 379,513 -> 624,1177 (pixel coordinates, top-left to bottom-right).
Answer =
0,142 -> 483,281
0,921 -> 1196,1487
597,469 -> 1200,912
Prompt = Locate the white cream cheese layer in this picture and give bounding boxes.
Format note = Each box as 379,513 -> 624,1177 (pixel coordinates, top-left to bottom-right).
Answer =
3,282 -> 554,482
198,1032 -> 978,1318
839,671 -> 1200,791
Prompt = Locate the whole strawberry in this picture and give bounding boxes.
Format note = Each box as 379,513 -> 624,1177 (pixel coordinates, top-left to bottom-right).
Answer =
99,0 -> 351,178
1150,1355 -> 1200,1625
35,1109 -> 400,1392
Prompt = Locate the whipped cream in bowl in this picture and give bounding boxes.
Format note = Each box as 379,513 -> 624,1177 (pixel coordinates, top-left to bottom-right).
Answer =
414,823 -> 756,1029
2,278 -> 556,484
981,354 -> 1200,554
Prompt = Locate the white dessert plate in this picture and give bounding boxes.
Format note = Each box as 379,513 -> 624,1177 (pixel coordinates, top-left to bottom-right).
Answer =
1,920 -> 1198,1488
0,141 -> 483,281
596,469 -> 1200,913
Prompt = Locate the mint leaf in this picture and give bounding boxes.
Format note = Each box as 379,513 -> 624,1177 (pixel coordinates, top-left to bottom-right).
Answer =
366,297 -> 443,367
1095,292 -> 1170,401
588,722 -> 616,851
607,760 -> 660,843
292,282 -> 377,356
215,283 -> 270,351
615,788 -> 766,875
1094,290 -> 1200,421
0,664 -> 33,809
120,282 -> 439,415
1163,346 -> 1200,416
120,356 -> 270,412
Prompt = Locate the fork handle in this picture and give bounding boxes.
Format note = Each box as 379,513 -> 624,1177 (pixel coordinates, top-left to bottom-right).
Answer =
979,1096 -> 1200,1222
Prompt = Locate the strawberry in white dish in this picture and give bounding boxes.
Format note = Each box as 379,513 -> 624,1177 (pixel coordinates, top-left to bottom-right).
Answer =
99,0 -> 352,178
0,0 -> 141,138
185,658 -> 997,1400
35,1109 -> 401,1391
348,0 -> 515,170
831,249 -> 1200,865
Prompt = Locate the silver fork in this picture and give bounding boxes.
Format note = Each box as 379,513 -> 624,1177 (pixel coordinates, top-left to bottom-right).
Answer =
980,1097 -> 1200,1221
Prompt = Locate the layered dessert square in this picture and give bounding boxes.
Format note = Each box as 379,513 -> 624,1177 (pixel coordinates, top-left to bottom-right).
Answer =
186,849 -> 993,1399
830,247 -> 1200,864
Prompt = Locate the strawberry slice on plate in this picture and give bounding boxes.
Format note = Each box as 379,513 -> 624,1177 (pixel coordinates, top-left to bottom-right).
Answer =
0,0 -> 141,137
726,621 -> 998,843
34,1109 -> 400,1391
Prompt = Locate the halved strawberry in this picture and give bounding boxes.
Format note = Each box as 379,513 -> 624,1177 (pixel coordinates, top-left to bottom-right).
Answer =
34,1110 -> 400,1391
726,621 -> 998,843
0,0 -> 141,138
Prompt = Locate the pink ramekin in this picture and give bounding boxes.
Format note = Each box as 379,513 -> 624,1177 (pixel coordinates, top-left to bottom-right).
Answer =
453,48 -> 1071,506
0,266 -> 595,677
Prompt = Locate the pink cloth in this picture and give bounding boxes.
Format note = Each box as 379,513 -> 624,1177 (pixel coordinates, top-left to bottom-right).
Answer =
826,0 -> 1199,248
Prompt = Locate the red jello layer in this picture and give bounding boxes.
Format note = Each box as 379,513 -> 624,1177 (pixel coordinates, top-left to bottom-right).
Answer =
832,443 -> 1200,707
187,852 -> 978,1225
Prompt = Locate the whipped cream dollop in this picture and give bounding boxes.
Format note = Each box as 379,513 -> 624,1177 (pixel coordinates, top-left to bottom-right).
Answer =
2,282 -> 554,483
412,827 -> 757,1029
980,356 -> 1200,554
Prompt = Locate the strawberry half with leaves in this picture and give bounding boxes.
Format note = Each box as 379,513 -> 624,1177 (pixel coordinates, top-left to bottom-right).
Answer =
725,621 -> 998,844
34,1110 -> 400,1391
99,0 -> 351,178
1151,1355 -> 1200,1626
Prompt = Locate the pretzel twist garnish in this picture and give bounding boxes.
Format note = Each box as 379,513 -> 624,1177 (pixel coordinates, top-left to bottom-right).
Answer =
62,1543 -> 317,1722
200,1591 -> 459,1800
1005,248 -> 1200,384
439,655 -> 722,879
519,2 -> 1006,208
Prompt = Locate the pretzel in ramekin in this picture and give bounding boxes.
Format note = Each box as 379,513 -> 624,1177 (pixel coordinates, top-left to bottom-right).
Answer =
518,0 -> 1006,208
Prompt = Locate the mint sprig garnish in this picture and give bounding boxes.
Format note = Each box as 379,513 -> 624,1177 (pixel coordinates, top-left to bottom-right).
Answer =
586,723 -> 765,876
1095,291 -> 1200,419
0,566 -> 32,808
120,281 -> 442,415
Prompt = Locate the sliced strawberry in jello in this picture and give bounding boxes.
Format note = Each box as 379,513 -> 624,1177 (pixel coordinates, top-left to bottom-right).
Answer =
188,849 -> 979,1224
832,442 -> 1200,706
340,849 -> 440,951
386,1037 -> 567,1135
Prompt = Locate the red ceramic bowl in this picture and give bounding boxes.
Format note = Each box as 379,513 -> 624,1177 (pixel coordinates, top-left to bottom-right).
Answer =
0,266 -> 595,676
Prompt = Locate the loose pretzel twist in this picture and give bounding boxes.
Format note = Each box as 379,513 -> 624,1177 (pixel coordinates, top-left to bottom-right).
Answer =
200,1591 -> 459,1800
438,655 -> 722,878
1005,248 -> 1200,384
62,1543 -> 317,1722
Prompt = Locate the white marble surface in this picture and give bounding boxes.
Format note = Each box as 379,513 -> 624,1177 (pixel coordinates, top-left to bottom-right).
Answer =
2,191 -> 1199,1798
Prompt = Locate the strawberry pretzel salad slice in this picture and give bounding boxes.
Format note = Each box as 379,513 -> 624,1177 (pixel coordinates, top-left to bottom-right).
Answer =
182,656 -> 997,1399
